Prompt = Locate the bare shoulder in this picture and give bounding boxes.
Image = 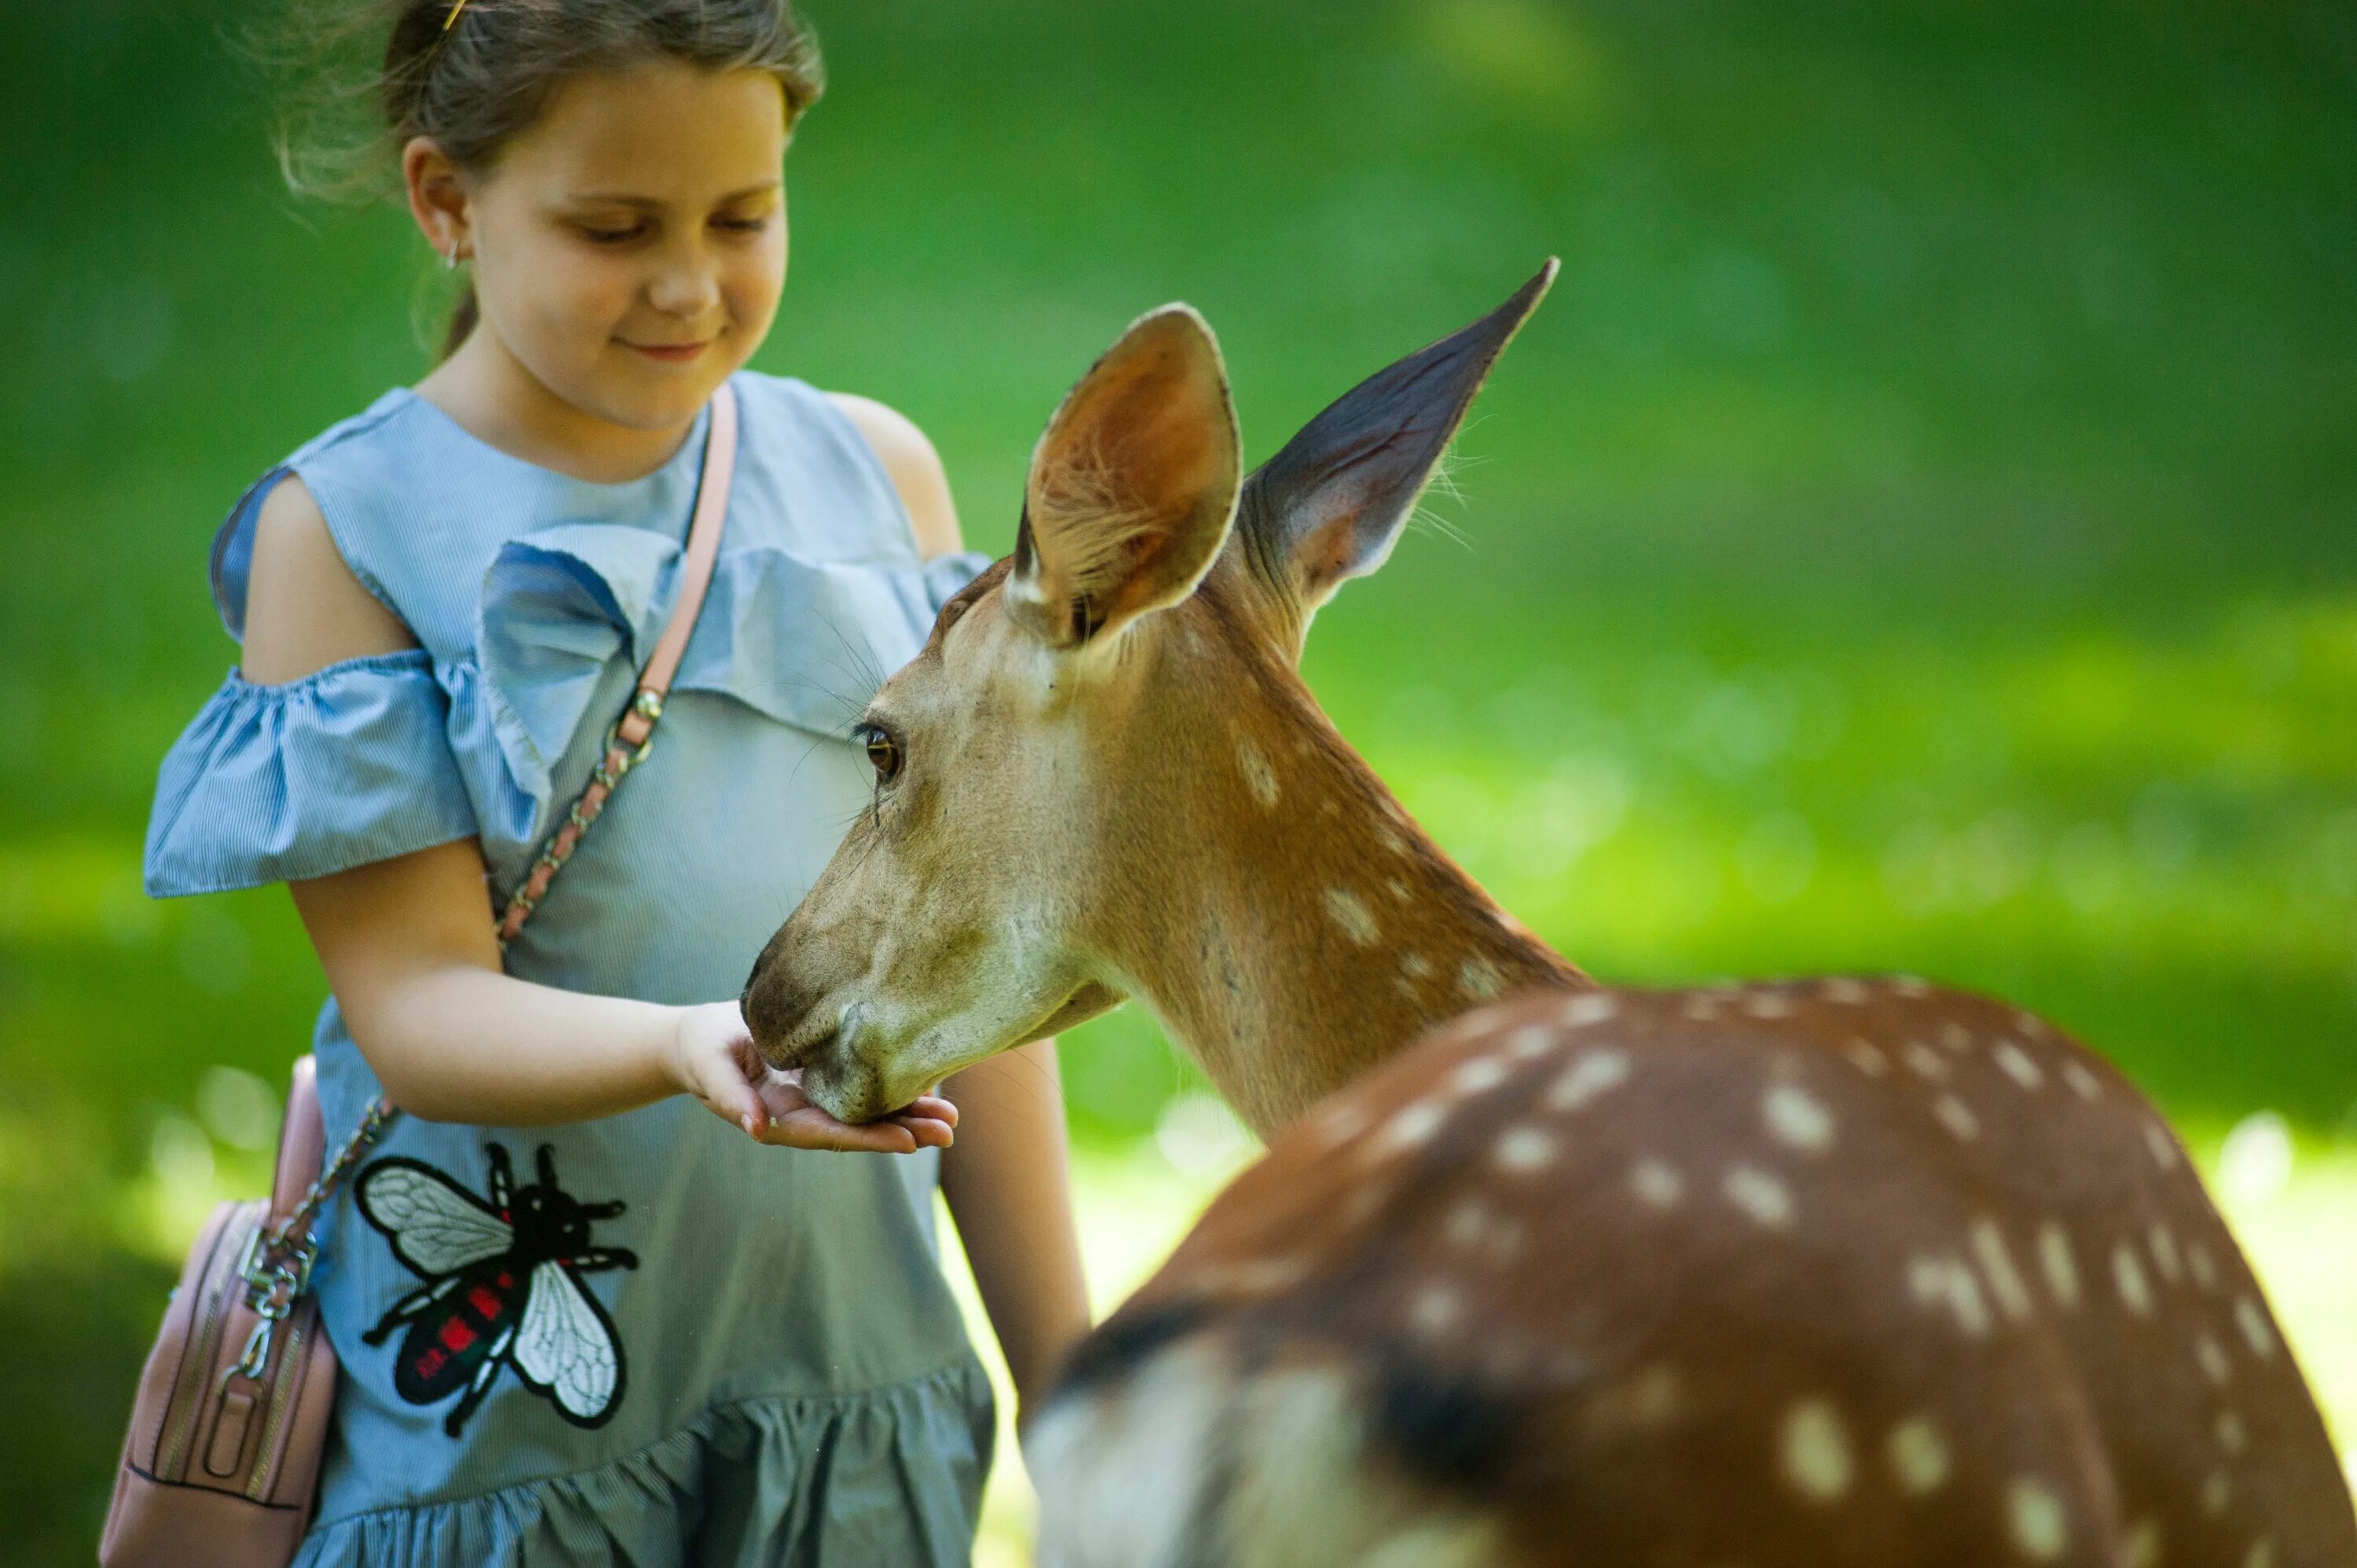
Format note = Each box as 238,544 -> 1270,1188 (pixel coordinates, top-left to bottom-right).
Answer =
240,471 -> 418,683
827,391 -> 965,559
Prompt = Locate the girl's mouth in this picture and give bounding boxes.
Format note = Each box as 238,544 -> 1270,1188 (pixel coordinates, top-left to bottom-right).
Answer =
624,338 -> 710,363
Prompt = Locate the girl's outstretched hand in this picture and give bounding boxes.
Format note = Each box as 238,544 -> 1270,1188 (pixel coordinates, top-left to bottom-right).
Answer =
667,1001 -> 957,1153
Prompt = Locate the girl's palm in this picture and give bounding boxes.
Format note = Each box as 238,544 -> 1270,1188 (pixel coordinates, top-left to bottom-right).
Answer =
673,1002 -> 956,1153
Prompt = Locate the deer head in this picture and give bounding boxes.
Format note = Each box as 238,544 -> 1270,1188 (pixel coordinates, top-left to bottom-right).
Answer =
742,263 -> 1571,1129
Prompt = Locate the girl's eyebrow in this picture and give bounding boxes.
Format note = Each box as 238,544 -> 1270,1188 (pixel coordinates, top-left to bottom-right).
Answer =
564,180 -> 782,210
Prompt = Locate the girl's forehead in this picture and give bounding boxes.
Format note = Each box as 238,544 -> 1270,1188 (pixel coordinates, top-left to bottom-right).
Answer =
506,62 -> 787,200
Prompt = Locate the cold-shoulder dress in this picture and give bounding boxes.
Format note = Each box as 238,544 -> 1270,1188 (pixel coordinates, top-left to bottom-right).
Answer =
142,370 -> 997,1566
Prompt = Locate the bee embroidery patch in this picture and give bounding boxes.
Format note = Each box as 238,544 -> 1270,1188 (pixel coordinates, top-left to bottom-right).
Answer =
356,1143 -> 636,1437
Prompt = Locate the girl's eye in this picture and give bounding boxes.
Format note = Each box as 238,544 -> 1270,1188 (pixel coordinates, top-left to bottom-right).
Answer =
860,724 -> 903,784
581,224 -> 646,245
717,215 -> 770,233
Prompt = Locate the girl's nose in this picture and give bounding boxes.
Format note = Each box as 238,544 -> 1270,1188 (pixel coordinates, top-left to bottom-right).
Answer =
648,256 -> 721,320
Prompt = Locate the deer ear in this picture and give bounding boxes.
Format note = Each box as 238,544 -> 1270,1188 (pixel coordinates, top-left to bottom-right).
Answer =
1238,260 -> 1557,621
1006,305 -> 1242,649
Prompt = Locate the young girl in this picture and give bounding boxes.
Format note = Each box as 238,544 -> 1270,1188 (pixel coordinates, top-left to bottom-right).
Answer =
141,2 -> 1090,1561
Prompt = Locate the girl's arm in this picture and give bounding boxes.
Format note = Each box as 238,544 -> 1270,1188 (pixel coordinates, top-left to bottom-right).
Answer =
834,394 -> 1095,1421
245,474 -> 953,1152
937,1042 -> 1092,1431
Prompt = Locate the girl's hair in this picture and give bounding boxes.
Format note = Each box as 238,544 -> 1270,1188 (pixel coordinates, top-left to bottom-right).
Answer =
268,0 -> 823,360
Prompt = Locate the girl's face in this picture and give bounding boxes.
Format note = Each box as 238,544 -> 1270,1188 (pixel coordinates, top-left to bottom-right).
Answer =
432,63 -> 789,432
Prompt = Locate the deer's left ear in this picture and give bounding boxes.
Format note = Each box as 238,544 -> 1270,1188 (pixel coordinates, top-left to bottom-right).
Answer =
1006,305 -> 1241,650
1237,260 -> 1556,622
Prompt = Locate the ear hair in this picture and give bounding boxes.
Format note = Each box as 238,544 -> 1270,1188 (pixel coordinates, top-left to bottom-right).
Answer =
1007,306 -> 1242,650
1237,260 -> 1558,632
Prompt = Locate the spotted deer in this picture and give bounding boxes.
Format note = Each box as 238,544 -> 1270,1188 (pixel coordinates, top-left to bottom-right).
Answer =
741,264 -> 2355,1567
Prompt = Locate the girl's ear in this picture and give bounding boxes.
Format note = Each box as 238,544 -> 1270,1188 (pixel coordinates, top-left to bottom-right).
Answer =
401,136 -> 471,260
1005,306 -> 1241,650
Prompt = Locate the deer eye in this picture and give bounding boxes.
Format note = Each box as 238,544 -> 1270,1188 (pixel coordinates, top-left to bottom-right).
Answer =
859,723 -> 904,784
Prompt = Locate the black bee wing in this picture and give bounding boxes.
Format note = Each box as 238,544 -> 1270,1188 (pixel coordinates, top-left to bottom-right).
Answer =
356,1157 -> 514,1276
511,1261 -> 625,1425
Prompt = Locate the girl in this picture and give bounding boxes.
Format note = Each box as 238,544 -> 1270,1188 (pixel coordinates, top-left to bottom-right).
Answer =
141,2 -> 1090,1562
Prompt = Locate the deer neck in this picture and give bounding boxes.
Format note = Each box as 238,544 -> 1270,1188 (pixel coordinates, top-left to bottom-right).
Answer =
1080,598 -> 1586,1138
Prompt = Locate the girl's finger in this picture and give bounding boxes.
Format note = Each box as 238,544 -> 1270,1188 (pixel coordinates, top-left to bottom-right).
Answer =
761,1108 -> 918,1153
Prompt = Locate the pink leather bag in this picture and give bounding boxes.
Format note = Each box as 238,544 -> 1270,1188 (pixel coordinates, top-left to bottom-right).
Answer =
101,384 -> 740,1566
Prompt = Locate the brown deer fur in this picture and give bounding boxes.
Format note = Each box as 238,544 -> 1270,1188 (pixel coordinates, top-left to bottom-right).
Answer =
743,269 -> 2356,1567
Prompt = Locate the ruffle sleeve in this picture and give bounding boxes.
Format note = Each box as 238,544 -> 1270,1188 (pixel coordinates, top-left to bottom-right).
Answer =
143,650 -> 479,897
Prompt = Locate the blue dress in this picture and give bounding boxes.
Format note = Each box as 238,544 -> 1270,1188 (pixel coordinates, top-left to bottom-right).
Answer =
143,372 -> 998,1566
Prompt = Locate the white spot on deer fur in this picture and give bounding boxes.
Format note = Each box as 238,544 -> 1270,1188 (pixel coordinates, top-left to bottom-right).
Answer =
1325,888 -> 1379,947
1631,1158 -> 1684,1207
1995,1042 -> 2045,1090
2037,1222 -> 2080,1308
1562,992 -> 1616,1026
1548,1050 -> 1632,1112
1682,993 -> 1723,1021
1444,1200 -> 1489,1249
1842,1038 -> 1890,1077
1723,1165 -> 1795,1229
2062,1061 -> 2102,1101
1910,1254 -> 1994,1339
2194,1333 -> 2232,1387
1902,1042 -> 1952,1082
1887,1417 -> 1951,1496
2148,1223 -> 2183,1284
2145,1121 -> 2180,1171
1235,736 -> 1280,808
2187,1241 -> 2220,1293
1745,991 -> 1794,1020
1892,974 -> 1932,996
1820,976 -> 1871,1004
2216,1409 -> 2247,1455
1506,1024 -> 1555,1061
1375,1099 -> 1446,1156
2007,1478 -> 2069,1561
1934,1094 -> 1981,1143
1400,951 -> 1433,980
2202,1471 -> 2232,1516
1939,1020 -> 1976,1053
1764,1084 -> 1835,1153
1457,957 -> 1503,999
1972,1219 -> 2036,1323
1410,1284 -> 1462,1338
2120,1519 -> 2163,1568
2234,1295 -> 2275,1358
2113,1243 -> 2155,1317
2245,1538 -> 2276,1568
1451,1055 -> 1508,1096
1495,1125 -> 1557,1174
1313,1098 -> 1372,1145
1778,1399 -> 1853,1502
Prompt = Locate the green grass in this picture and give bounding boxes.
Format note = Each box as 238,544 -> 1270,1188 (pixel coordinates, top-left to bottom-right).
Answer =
2,0 -> 2352,1559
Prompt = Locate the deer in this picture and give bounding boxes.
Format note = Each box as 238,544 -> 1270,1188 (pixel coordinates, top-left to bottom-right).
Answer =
740,262 -> 2357,1568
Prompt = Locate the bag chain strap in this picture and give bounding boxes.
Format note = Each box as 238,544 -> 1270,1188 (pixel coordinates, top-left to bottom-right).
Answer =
229,387 -> 736,1343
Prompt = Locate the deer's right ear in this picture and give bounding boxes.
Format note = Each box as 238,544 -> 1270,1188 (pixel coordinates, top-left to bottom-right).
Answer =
1006,306 -> 1241,650
1237,260 -> 1556,626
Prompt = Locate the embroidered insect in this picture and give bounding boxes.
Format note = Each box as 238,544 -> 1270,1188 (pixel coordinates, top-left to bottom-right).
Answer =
356,1142 -> 636,1437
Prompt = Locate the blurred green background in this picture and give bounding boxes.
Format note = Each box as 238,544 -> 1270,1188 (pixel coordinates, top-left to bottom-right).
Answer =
3,0 -> 2352,1560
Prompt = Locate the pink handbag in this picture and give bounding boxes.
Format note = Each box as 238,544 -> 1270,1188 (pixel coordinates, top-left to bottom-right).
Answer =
101,384 -> 740,1566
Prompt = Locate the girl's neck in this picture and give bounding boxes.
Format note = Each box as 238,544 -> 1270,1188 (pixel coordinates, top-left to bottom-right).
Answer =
413,331 -> 702,485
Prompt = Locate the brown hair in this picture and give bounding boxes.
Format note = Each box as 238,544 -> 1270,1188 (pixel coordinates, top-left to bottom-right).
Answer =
266,0 -> 823,360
